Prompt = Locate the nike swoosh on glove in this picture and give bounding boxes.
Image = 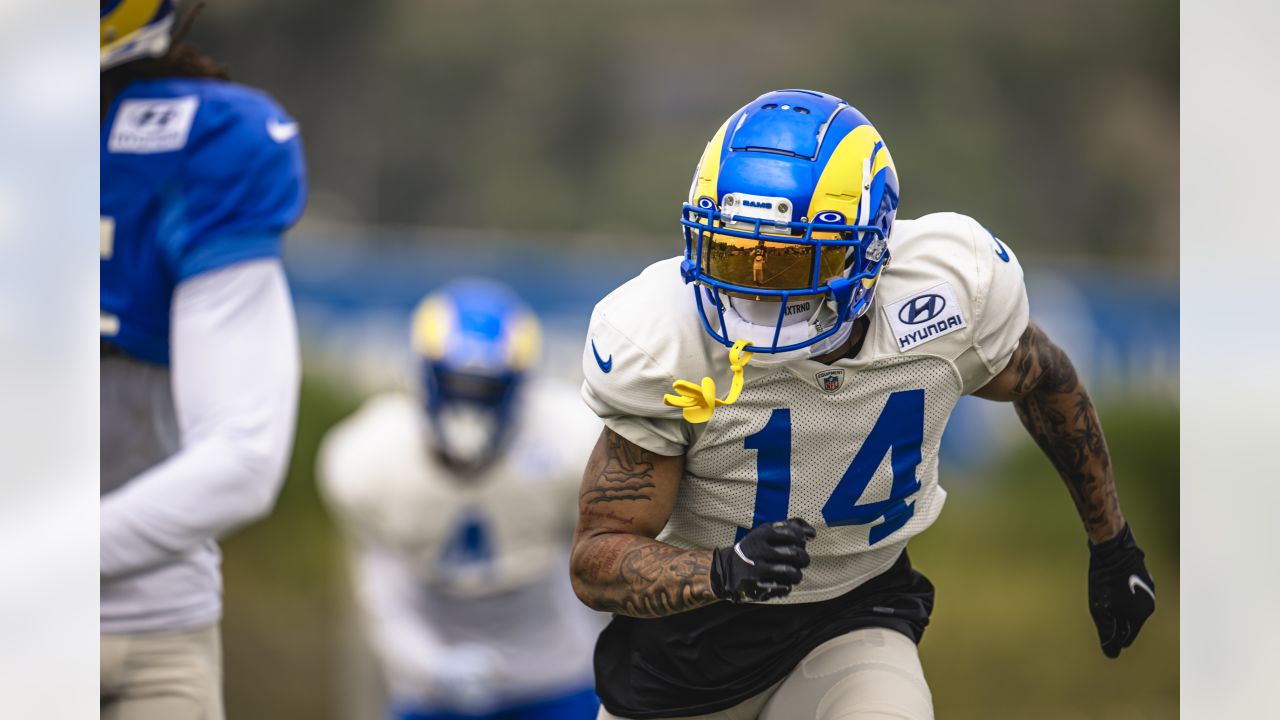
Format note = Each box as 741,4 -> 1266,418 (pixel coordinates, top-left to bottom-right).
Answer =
1087,523 -> 1155,658
711,518 -> 815,603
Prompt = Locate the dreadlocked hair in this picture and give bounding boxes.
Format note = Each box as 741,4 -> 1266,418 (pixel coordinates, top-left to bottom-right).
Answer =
101,2 -> 227,115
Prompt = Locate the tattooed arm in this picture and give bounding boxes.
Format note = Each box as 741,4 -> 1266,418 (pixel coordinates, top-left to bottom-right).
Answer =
976,321 -> 1156,657
974,321 -> 1125,543
569,428 -> 720,618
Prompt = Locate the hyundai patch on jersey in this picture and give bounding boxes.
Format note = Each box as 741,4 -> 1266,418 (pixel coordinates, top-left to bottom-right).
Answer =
883,282 -> 967,352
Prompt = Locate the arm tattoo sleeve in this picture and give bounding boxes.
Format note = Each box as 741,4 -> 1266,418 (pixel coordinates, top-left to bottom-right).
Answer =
571,430 -> 720,618
573,533 -> 718,617
1009,324 -> 1126,543
580,431 -> 657,505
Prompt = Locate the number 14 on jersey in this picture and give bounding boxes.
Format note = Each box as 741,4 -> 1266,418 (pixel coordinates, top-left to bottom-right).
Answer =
737,390 -> 925,546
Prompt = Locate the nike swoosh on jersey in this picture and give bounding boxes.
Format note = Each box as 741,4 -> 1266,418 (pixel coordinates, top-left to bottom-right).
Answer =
992,237 -> 1010,262
983,225 -> 1011,262
1128,574 -> 1155,601
266,118 -> 300,143
591,339 -> 613,373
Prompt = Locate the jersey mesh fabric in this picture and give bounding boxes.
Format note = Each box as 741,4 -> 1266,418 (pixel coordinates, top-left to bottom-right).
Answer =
583,213 -> 1030,714
659,355 -> 961,603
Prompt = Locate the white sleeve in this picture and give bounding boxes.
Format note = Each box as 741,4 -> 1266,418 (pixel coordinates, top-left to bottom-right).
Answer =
348,543 -> 450,698
580,310 -> 691,456
100,259 -> 300,578
315,416 -> 453,696
960,223 -> 1031,393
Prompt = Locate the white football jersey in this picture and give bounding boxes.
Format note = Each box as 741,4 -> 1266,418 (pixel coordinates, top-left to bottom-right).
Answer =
318,381 -> 604,702
582,212 -> 1029,604
320,381 -> 599,596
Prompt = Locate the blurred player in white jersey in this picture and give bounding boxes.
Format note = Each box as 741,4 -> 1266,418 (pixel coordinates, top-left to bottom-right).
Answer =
100,2 -> 305,718
320,279 -> 603,720
570,90 -> 1156,719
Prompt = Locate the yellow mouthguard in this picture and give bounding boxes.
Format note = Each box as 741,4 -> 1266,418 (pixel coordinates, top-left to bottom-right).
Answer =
663,339 -> 753,424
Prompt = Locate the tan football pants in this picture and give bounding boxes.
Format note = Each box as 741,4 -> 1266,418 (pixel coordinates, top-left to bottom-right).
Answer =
598,627 -> 934,720
100,624 -> 224,720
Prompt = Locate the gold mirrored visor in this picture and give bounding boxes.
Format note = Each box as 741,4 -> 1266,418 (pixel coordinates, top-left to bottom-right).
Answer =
696,228 -> 846,295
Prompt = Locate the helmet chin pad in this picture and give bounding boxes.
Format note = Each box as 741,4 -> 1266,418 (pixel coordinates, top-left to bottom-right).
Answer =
729,295 -> 818,327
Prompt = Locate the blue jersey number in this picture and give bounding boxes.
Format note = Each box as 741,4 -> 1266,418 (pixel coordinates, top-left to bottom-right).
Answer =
439,511 -> 494,568
736,389 -> 925,546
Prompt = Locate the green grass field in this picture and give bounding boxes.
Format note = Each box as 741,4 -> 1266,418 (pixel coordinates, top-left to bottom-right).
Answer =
911,400 -> 1179,719
221,379 -> 1178,719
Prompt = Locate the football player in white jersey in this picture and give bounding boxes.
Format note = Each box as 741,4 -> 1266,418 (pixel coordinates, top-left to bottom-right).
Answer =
320,279 -> 604,720
569,90 -> 1156,719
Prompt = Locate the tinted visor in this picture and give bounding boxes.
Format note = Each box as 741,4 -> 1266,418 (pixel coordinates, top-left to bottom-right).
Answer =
432,367 -> 516,407
697,228 -> 846,295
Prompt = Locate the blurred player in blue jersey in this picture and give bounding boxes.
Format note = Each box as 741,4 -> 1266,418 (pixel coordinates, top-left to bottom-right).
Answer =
100,2 -> 306,718
319,280 -> 603,720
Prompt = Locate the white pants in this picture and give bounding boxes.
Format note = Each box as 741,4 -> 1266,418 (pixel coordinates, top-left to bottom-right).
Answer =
100,624 -> 224,720
598,628 -> 933,720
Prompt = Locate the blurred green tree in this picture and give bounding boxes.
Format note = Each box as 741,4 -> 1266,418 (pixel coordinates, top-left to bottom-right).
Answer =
190,0 -> 1176,266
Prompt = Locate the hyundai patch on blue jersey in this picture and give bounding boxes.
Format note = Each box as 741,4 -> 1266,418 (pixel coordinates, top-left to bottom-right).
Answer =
100,77 -> 306,366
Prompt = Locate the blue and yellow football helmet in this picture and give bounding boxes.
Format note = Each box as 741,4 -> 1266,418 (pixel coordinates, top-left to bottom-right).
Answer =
680,89 -> 900,355
101,0 -> 176,70
411,279 -> 541,473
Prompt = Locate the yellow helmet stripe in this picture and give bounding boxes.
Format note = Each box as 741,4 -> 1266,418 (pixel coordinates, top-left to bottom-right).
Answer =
505,312 -> 542,370
689,116 -> 733,205
411,296 -> 455,359
805,124 -> 895,223
101,0 -> 164,49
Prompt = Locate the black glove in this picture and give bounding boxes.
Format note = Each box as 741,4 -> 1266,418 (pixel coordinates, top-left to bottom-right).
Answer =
1087,523 -> 1155,658
711,518 -> 815,603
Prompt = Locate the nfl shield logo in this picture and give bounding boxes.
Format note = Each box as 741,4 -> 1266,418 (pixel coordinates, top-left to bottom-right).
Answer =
816,369 -> 845,393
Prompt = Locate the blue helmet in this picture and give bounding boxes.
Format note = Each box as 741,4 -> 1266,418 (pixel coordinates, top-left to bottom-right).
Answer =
410,279 -> 541,473
680,89 -> 900,356
101,0 -> 177,69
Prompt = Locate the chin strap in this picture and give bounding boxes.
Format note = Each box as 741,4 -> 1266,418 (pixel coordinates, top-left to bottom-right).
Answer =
663,339 -> 753,424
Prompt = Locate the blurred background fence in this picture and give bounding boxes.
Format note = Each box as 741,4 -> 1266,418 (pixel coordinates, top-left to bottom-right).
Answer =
184,0 -> 1178,717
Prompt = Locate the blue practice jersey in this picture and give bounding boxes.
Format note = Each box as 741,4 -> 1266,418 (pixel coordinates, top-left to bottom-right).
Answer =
100,77 -> 306,366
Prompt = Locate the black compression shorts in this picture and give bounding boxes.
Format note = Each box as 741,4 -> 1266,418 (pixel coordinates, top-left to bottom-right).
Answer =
593,549 -> 935,718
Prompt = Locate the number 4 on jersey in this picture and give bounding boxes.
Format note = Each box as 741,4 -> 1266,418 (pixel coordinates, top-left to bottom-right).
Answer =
737,390 -> 924,546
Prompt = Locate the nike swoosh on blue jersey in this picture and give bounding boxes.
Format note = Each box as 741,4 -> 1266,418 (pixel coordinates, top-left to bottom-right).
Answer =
591,339 -> 613,373
266,118 -> 300,143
